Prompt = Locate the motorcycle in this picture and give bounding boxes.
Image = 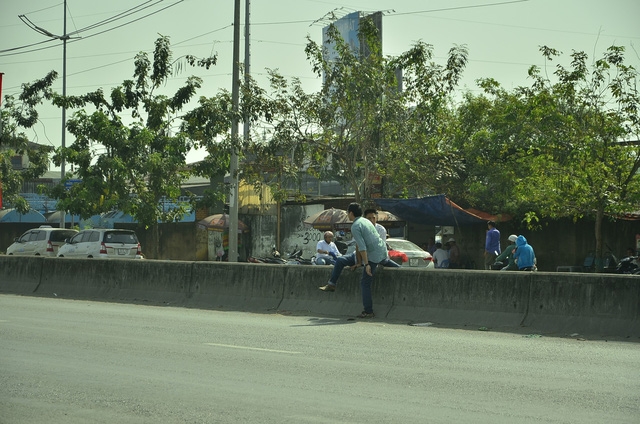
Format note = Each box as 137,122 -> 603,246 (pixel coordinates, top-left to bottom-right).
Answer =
284,245 -> 314,265
612,255 -> 640,274
247,246 -> 287,264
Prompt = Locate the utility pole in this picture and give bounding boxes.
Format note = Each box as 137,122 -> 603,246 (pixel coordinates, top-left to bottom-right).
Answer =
19,0 -> 69,228
228,0 -> 241,261
60,0 -> 68,228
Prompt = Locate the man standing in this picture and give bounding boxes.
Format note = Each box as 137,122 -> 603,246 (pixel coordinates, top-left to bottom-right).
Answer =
364,208 -> 387,240
364,208 -> 399,268
319,203 -> 389,318
484,221 -> 501,270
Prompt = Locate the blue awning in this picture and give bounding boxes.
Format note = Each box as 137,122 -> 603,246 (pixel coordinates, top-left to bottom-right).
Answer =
374,195 -> 507,226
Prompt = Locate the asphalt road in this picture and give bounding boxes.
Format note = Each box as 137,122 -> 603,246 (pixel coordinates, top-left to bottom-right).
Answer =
1,295 -> 638,424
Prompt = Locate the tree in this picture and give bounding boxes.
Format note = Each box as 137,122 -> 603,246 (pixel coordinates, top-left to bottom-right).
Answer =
256,15 -> 468,203
0,72 -> 56,212
451,46 -> 640,269
50,36 -> 216,258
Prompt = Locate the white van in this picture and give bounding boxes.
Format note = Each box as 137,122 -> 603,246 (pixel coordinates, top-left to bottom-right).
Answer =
57,229 -> 142,259
6,226 -> 78,257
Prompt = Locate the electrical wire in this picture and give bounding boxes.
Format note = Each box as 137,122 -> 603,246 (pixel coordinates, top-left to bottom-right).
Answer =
0,0 -> 182,57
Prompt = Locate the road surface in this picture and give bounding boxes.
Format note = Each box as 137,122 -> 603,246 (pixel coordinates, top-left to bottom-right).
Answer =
1,295 -> 638,423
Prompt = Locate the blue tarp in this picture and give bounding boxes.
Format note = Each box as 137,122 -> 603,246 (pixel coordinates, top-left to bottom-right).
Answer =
375,195 -> 503,226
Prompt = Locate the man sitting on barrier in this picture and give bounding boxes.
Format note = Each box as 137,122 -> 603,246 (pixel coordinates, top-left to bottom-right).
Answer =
315,231 -> 342,265
319,202 -> 390,319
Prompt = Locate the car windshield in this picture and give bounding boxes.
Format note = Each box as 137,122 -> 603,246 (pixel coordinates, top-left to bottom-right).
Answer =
104,232 -> 138,244
387,239 -> 423,252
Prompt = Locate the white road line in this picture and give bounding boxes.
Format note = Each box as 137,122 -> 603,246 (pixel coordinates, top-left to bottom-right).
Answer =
204,343 -> 301,354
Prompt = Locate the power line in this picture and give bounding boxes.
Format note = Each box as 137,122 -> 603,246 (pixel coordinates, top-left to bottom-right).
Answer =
0,0 -> 183,57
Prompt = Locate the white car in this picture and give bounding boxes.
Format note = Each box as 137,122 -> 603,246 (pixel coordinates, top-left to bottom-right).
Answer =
6,226 -> 78,257
386,238 -> 434,268
57,229 -> 142,259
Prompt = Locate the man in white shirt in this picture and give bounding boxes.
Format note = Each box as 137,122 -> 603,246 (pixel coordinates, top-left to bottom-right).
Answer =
364,208 -> 400,268
432,242 -> 450,268
364,208 -> 387,240
315,231 -> 342,265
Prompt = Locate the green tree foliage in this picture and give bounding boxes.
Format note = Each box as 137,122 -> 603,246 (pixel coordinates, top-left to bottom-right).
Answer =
257,15 -> 467,203
0,72 -> 56,212
49,36 -> 216,257
180,70 -> 274,205
452,46 -> 640,267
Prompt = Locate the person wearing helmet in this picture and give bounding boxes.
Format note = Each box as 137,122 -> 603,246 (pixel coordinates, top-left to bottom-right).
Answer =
315,231 -> 342,265
494,234 -> 518,271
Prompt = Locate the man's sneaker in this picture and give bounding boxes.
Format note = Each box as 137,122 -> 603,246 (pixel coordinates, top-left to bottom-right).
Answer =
319,284 -> 336,292
357,311 -> 375,319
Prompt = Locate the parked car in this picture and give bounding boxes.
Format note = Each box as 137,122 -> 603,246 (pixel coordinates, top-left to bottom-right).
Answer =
56,229 -> 142,259
6,226 -> 78,257
386,238 -> 434,268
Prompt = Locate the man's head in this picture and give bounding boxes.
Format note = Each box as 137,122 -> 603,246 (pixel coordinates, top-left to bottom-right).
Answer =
487,220 -> 496,229
324,231 -> 334,242
364,208 -> 378,224
347,202 -> 363,218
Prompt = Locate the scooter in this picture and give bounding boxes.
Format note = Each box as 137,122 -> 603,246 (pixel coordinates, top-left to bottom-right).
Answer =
247,246 -> 287,264
284,246 -> 313,265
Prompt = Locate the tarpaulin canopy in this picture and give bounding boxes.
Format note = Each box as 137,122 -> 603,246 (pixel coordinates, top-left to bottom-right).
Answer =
374,195 -> 506,226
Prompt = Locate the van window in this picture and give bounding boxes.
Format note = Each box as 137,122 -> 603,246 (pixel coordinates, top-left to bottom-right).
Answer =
80,232 -> 94,243
36,231 -> 47,241
88,231 -> 100,242
19,232 -> 33,242
50,230 -> 77,242
105,231 -> 138,244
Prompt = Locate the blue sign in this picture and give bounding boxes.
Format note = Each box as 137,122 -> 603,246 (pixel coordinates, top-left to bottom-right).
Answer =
64,179 -> 82,189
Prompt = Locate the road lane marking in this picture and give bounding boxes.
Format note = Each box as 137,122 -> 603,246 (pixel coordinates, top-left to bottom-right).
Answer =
204,343 -> 301,354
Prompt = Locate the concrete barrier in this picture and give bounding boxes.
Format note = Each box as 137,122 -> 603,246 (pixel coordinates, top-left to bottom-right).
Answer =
0,256 -> 638,337
187,262 -> 285,311
0,256 -> 44,294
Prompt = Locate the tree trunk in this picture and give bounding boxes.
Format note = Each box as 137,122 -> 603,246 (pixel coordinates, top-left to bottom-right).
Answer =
594,205 -> 604,272
147,221 -> 160,259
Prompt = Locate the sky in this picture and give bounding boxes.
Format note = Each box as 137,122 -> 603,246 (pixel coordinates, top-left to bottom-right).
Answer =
1,0 -> 639,168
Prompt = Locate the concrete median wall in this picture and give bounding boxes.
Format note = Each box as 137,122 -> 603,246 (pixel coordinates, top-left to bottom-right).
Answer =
0,256 -> 638,337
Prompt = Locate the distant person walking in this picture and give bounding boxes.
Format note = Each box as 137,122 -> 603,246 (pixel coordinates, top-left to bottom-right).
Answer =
319,203 -> 389,318
484,220 -> 501,270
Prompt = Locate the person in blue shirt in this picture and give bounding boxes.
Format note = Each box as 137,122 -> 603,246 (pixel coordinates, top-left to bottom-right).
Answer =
484,220 -> 501,270
513,235 -> 536,271
319,202 -> 389,318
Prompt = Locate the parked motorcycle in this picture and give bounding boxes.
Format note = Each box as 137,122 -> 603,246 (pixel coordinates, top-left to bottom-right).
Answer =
284,245 -> 313,265
612,255 -> 640,274
247,246 -> 287,264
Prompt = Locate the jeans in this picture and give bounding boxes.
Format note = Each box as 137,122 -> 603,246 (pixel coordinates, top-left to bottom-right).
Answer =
381,257 -> 401,268
360,261 -> 378,314
328,253 -> 378,314
329,253 -> 356,284
315,257 -> 335,266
